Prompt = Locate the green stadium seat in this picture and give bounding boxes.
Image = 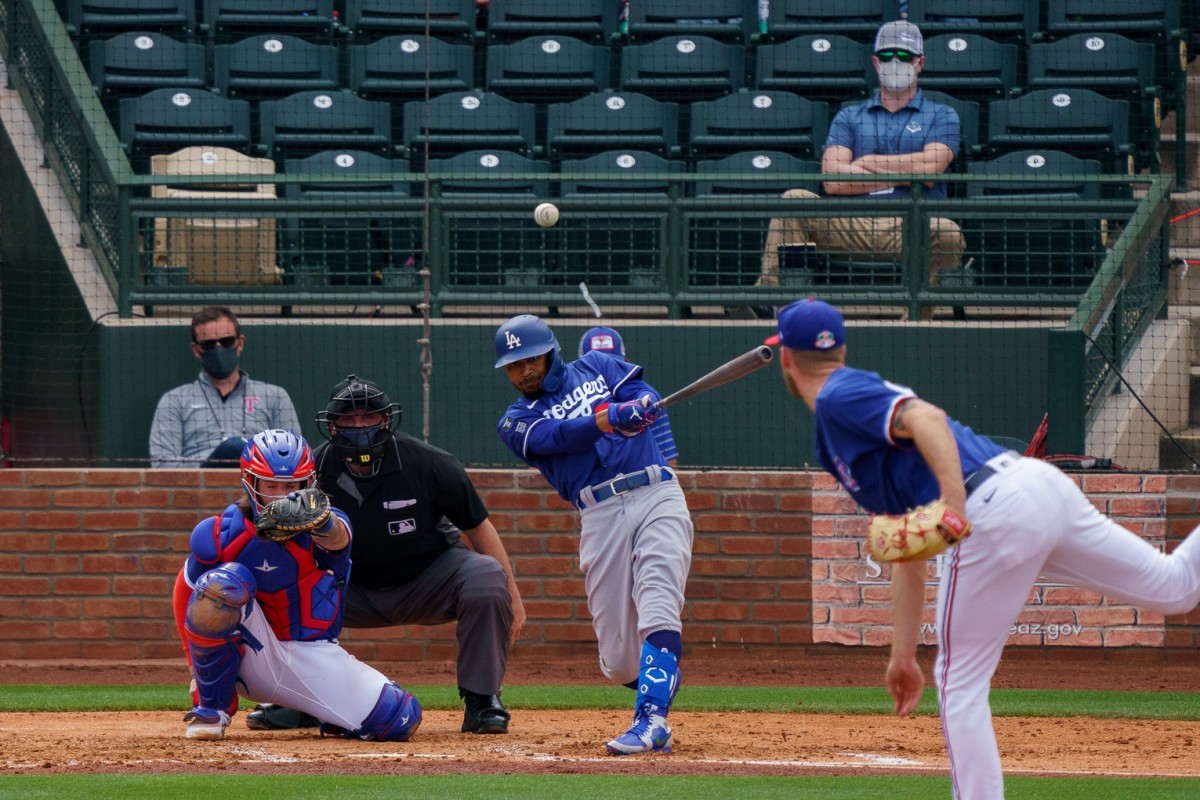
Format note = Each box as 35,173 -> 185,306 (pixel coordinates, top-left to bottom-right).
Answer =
917,33 -> 1019,101
919,90 -> 983,165
762,0 -> 901,42
213,34 -> 340,103
204,0 -> 336,43
986,88 -> 1133,173
485,35 -> 611,103
344,0 -> 477,43
486,0 -> 619,43
259,90 -> 393,161
401,91 -> 538,166
282,149 -> 419,287
755,34 -> 870,103
691,151 -> 820,287
905,0 -> 1040,44
428,150 -> 553,287
688,90 -> 829,161
546,92 -> 679,160
348,34 -> 475,134
65,0 -> 194,40
618,35 -> 745,102
624,0 -> 756,45
89,32 -> 206,112
119,88 -> 252,169
1044,0 -> 1183,43
558,150 -> 683,286
964,149 -> 1107,289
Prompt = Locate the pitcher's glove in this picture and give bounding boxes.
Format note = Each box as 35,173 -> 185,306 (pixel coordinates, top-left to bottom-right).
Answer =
867,500 -> 972,562
255,488 -> 333,543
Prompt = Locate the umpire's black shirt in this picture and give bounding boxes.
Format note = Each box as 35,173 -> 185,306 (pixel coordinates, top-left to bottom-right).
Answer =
314,431 -> 489,589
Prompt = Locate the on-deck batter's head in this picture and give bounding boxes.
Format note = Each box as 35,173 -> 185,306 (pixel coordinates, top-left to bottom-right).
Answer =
316,374 -> 401,477
494,314 -> 566,392
765,298 -> 845,351
578,326 -> 626,360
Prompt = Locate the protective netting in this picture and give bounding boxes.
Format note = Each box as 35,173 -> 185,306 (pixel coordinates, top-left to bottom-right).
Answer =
0,0 -> 1196,471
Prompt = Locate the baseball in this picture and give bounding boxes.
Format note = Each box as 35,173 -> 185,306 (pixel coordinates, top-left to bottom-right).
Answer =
534,202 -> 560,228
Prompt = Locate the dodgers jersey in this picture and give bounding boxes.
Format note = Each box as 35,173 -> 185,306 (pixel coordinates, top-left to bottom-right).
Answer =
185,503 -> 354,642
814,367 -> 1004,515
498,351 -> 666,503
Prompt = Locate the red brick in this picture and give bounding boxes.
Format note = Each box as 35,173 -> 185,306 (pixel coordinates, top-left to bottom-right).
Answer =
113,488 -> 173,506
720,493 -> 779,512
6,577 -> 54,595
693,514 -> 753,533
779,494 -> 813,512
779,581 -> 812,601
752,604 -> 808,622
112,620 -> 174,638
0,621 -> 52,639
54,620 -> 111,639
720,582 -> 778,600
26,511 -> 83,530
24,597 -> 84,617
755,472 -> 813,489
84,470 -> 144,486
692,473 -> 756,489
755,515 -> 810,534
82,554 -> 142,573
684,579 -> 719,599
54,533 -> 113,552
0,532 -> 53,551
24,642 -> 84,659
83,511 -> 143,530
519,514 -> 578,532
691,602 -> 749,621
1109,497 -> 1163,516
779,537 -> 811,556
24,555 -> 83,574
690,535 -> 719,555
112,533 -> 173,552
713,625 -> 777,644
55,576 -> 111,594
541,578 -> 585,596
113,576 -> 171,595
544,534 -> 578,553
0,512 -> 26,530
143,471 -> 204,487
54,489 -> 115,508
0,471 -> 24,486
720,536 -> 777,555
690,558 -> 750,576
522,600 -> 574,618
466,470 -> 519,488
24,470 -> 85,486
0,489 -> 53,507
510,557 -> 578,575
1081,474 -> 1143,493
501,535 -> 547,554
542,622 -> 596,641
482,491 -> 546,510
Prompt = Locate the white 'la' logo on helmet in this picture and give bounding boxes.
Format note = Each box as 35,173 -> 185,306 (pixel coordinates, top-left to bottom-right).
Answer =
505,332 -> 522,349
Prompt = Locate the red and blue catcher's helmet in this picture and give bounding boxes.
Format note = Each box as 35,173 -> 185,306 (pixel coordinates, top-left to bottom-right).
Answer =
240,429 -> 315,513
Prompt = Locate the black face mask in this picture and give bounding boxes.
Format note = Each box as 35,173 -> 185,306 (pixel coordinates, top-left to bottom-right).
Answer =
333,425 -> 390,477
200,345 -> 240,380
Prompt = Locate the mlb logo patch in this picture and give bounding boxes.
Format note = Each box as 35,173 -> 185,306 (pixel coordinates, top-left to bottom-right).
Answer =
388,518 -> 417,536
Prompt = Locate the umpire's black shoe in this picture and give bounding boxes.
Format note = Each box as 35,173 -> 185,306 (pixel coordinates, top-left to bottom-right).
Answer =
245,703 -> 320,731
460,688 -> 510,734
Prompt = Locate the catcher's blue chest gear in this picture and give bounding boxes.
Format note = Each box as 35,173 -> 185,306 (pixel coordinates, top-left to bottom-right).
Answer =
498,351 -> 667,503
185,503 -> 353,641
814,367 -> 1005,515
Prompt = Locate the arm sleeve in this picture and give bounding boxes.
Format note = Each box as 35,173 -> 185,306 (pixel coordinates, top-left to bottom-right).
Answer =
927,105 -> 960,156
148,392 -> 184,469
823,107 -> 857,152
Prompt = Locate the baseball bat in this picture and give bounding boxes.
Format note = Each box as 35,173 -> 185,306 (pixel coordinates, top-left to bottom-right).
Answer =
655,345 -> 774,409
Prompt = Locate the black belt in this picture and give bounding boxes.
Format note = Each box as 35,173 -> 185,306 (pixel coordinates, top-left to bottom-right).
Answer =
578,466 -> 674,509
964,451 -> 1021,497
964,464 -> 998,497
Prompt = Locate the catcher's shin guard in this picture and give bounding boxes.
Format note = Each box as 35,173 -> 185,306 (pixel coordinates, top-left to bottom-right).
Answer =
185,563 -> 257,715
349,682 -> 422,742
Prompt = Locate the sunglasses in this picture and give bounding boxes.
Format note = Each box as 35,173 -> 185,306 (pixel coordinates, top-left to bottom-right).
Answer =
876,49 -> 917,62
194,335 -> 239,351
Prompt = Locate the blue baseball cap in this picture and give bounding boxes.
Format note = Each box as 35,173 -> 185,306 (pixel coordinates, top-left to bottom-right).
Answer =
578,326 -> 626,359
765,299 -> 845,350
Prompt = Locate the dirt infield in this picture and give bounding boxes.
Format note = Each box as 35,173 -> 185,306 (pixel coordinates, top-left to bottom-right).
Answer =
3,647 -> 1200,778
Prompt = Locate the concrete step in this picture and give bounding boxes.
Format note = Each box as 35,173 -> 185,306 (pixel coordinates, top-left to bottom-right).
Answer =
1169,190 -> 1200,249
1159,130 -> 1200,188
1160,426 -> 1200,470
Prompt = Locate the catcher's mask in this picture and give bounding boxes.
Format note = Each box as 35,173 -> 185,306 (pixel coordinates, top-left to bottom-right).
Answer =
317,373 -> 401,477
239,429 -> 315,514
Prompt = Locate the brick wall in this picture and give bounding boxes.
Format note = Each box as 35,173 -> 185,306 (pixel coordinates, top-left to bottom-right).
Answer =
0,468 -> 1196,662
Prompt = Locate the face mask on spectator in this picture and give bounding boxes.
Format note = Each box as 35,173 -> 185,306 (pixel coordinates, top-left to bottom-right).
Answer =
877,60 -> 917,91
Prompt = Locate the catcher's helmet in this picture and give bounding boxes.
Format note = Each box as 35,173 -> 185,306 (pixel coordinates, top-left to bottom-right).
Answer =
239,429 -> 315,513
494,314 -> 566,392
316,374 -> 401,477
578,326 -> 625,359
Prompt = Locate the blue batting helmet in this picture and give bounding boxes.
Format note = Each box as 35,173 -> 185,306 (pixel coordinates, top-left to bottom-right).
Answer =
239,429 -> 315,512
578,326 -> 626,359
493,314 -> 566,392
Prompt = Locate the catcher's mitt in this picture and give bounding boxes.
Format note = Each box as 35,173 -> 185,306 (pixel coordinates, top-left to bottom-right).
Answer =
867,500 -> 972,563
255,488 -> 333,543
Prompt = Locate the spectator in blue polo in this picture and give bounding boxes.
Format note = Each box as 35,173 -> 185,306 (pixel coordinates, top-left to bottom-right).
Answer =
758,20 -> 965,321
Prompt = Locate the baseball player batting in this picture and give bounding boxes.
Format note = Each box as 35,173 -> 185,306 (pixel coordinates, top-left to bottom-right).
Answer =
495,315 -> 694,755
767,298 -> 1200,799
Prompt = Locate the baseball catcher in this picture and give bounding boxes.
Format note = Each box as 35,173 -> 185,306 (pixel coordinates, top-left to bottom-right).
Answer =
867,500 -> 972,562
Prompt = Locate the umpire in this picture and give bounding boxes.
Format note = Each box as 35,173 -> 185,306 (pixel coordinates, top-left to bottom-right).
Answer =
248,374 -> 525,734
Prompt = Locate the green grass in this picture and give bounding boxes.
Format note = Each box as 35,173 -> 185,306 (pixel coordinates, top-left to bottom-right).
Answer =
3,684 -> 1200,720
1,774 -> 1199,800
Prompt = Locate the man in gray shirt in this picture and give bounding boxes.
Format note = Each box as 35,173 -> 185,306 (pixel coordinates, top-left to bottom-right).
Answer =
149,307 -> 300,468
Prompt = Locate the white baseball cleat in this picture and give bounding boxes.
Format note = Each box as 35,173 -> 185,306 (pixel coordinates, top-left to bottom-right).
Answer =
184,708 -> 232,740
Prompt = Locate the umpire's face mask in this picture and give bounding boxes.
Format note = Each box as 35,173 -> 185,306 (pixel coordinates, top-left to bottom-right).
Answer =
332,422 -> 390,477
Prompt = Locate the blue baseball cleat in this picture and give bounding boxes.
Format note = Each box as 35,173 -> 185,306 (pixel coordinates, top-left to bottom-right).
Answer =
605,702 -> 673,755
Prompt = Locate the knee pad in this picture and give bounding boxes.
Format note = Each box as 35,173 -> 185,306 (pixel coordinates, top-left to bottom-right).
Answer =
355,682 -> 422,742
187,563 -> 256,640
636,641 -> 680,712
